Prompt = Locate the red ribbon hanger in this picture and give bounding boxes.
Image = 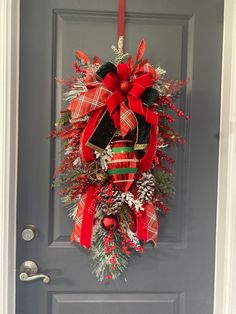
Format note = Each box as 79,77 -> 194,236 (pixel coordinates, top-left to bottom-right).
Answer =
118,0 -> 125,51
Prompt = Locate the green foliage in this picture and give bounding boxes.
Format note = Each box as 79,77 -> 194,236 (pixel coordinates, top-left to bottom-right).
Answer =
55,111 -> 71,127
118,205 -> 131,226
153,169 -> 175,196
53,168 -> 85,189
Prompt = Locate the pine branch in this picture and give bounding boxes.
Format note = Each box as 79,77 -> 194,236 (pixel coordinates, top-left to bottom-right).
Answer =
53,168 -> 85,188
153,169 -> 175,196
91,229 -> 129,281
111,36 -> 129,64
55,111 -> 71,127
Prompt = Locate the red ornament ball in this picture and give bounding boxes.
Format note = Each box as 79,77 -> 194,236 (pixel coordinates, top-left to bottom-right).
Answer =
120,80 -> 132,94
102,215 -> 118,231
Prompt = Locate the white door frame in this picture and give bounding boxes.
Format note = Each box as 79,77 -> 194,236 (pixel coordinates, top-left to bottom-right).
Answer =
213,1 -> 236,313
0,0 -> 19,313
0,0 -> 235,313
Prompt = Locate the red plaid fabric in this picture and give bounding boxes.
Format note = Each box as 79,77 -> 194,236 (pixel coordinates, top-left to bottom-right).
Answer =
71,86 -> 111,121
70,86 -> 137,137
70,194 -> 86,243
146,203 -> 158,246
119,102 -> 136,137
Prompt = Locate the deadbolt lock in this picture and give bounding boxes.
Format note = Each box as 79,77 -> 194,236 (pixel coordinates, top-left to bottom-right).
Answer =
21,225 -> 38,241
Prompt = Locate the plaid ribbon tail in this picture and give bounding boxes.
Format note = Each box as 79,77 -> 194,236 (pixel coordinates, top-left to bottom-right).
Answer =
136,203 -> 158,246
71,186 -> 97,248
146,203 -> 158,246
119,102 -> 136,137
70,194 -> 87,243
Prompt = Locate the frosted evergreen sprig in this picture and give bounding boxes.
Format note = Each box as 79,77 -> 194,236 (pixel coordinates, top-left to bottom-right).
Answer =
111,36 -> 129,64
64,79 -> 87,102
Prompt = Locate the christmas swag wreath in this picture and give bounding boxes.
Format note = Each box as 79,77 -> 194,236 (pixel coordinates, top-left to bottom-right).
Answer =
52,37 -> 188,281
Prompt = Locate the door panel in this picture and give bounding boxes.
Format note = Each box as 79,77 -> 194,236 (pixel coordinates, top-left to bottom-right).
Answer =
17,1 -> 223,314
51,293 -> 185,314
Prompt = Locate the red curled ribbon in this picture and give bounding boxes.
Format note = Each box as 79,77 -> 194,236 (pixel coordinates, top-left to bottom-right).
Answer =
139,124 -> 158,172
79,108 -> 104,163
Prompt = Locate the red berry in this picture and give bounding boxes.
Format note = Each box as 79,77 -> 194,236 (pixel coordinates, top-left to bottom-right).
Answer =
106,274 -> 113,280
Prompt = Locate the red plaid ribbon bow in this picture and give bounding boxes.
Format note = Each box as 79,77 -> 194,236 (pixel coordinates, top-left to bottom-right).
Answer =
69,63 -> 158,138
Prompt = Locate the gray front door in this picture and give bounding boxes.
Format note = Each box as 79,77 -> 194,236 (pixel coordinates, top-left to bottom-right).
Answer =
17,1 -> 223,313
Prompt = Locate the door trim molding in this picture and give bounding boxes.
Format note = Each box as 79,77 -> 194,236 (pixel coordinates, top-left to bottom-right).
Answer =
0,0 -> 235,313
214,0 -> 236,313
0,0 -> 19,313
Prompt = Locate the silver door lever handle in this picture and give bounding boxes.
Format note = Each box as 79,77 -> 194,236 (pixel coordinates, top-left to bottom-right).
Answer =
19,261 -> 50,284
